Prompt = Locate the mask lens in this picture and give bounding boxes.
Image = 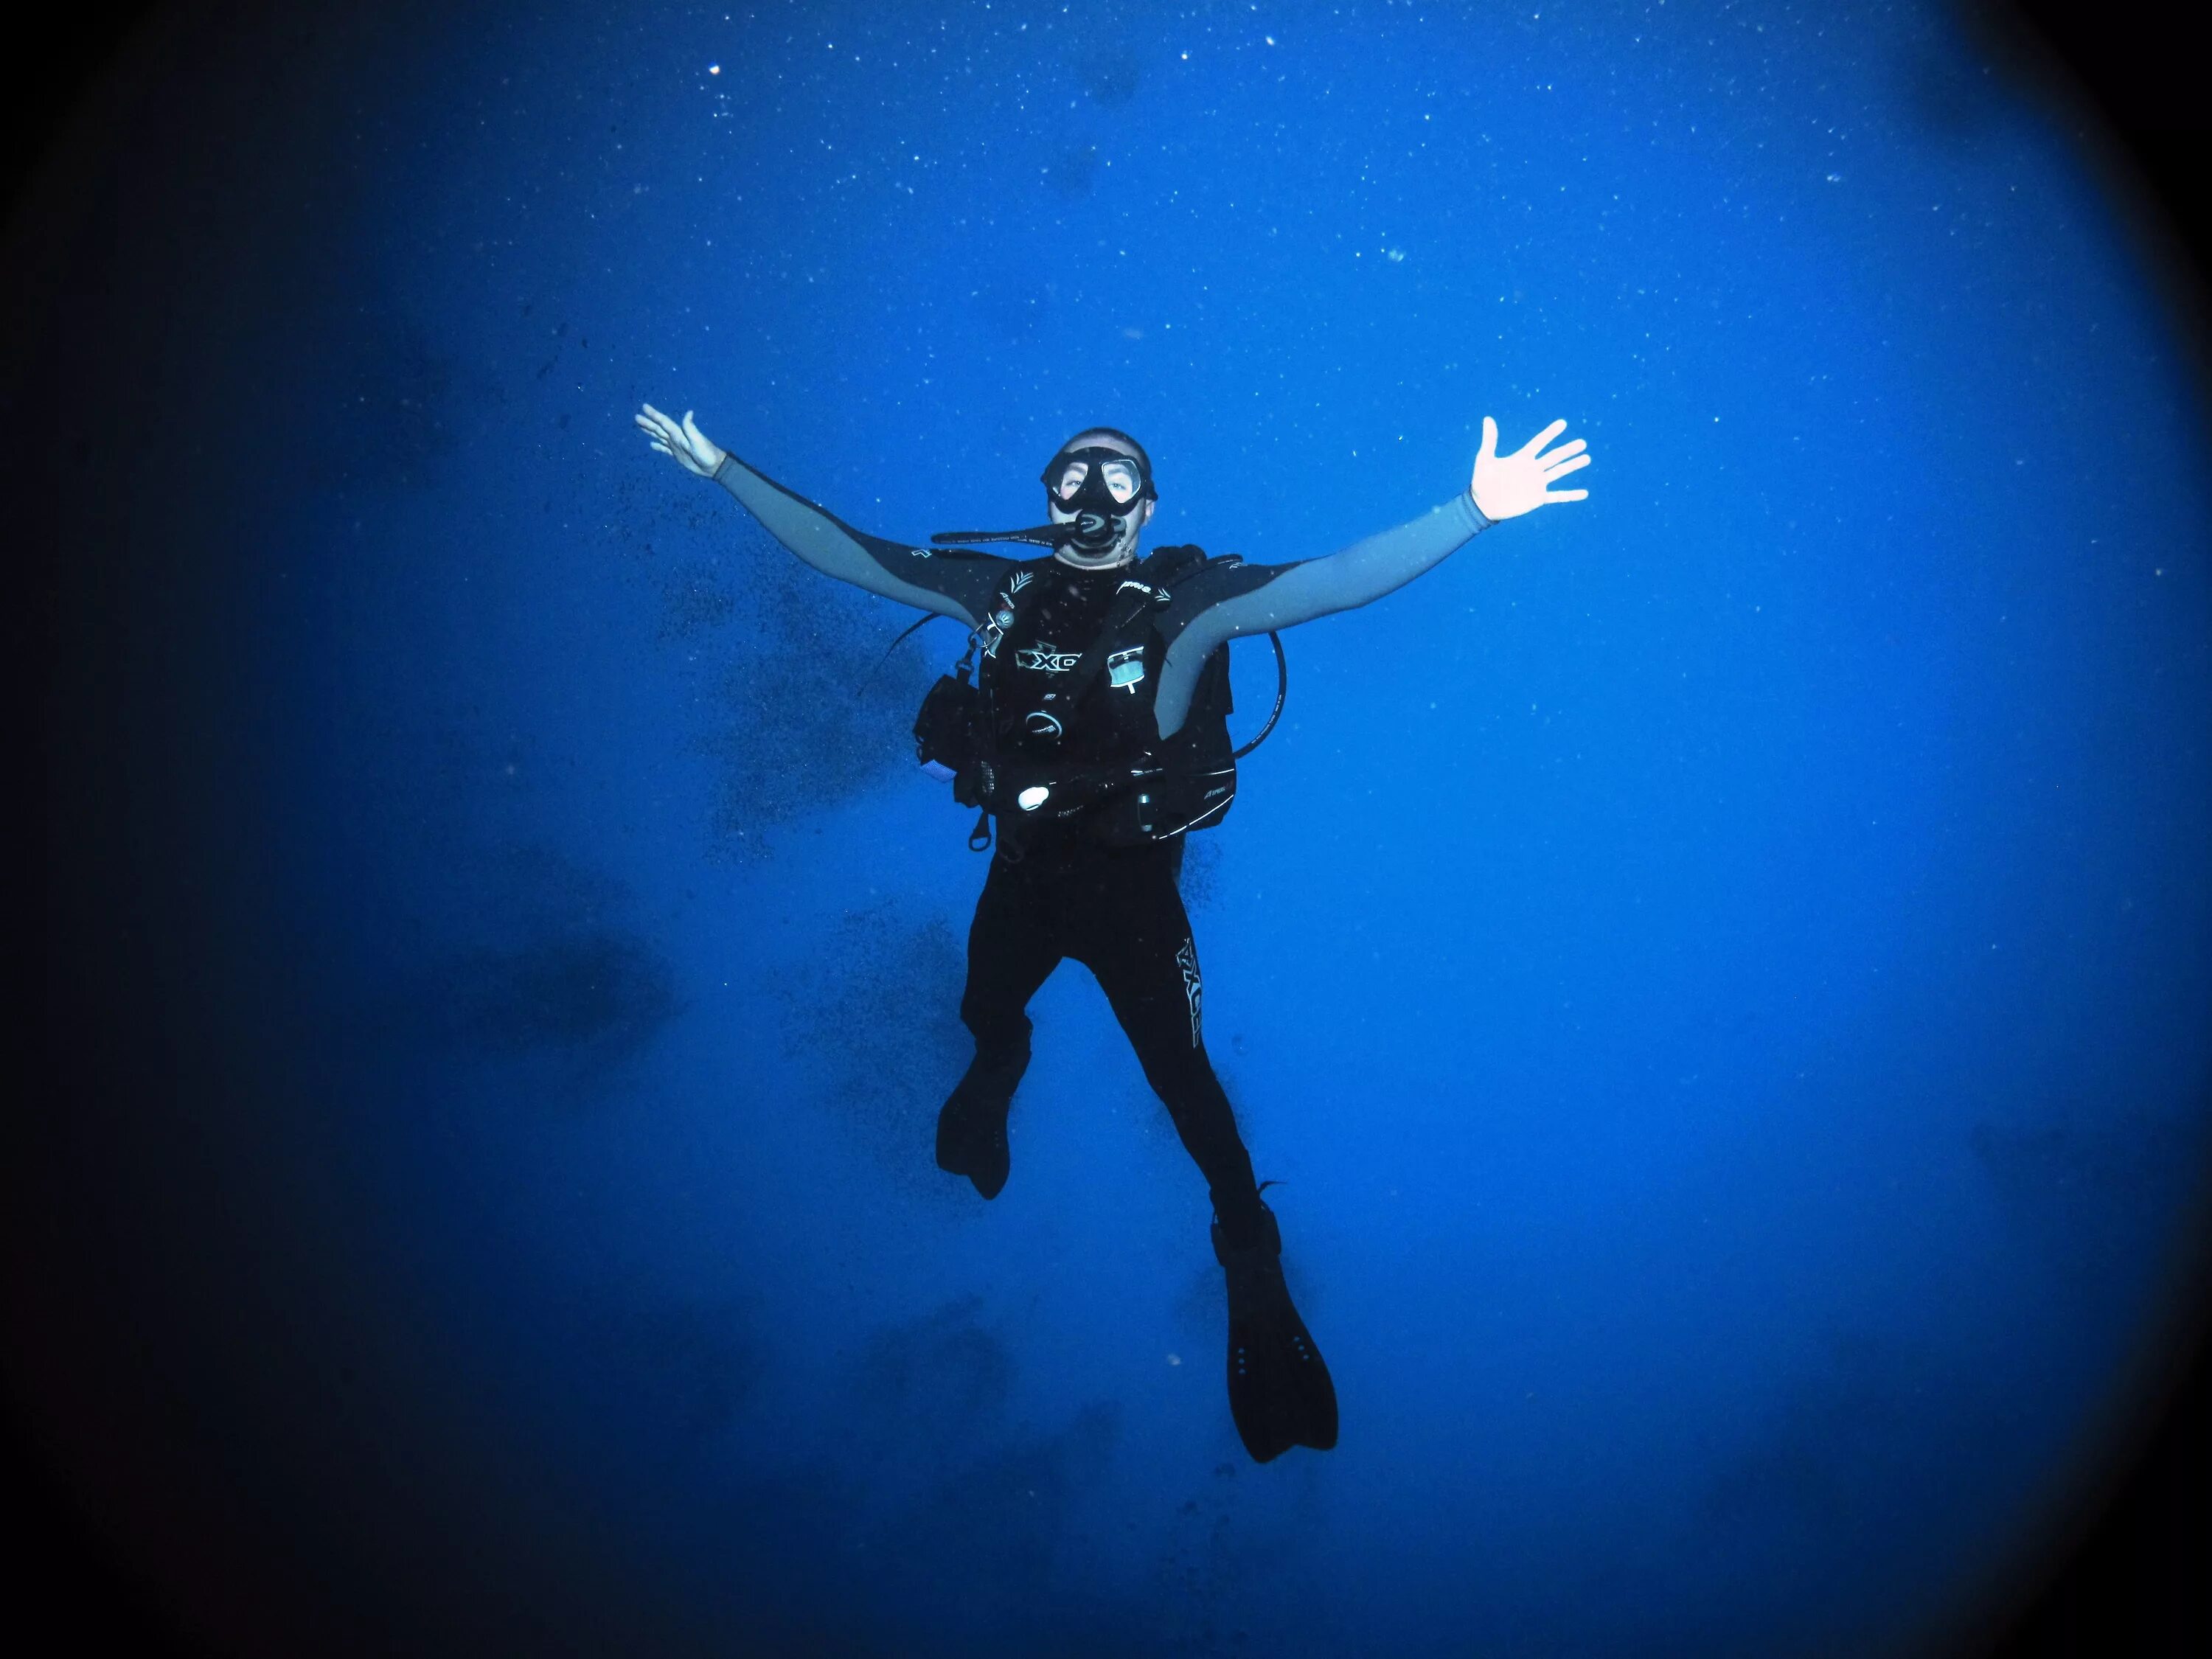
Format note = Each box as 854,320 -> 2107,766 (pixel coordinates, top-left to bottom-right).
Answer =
1051,460 -> 1088,502
1100,459 -> 1141,504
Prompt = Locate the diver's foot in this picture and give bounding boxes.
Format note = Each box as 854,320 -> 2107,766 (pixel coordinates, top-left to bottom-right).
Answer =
934,1088 -> 1012,1200
1212,1205 -> 1338,1462
933,1046 -> 1026,1200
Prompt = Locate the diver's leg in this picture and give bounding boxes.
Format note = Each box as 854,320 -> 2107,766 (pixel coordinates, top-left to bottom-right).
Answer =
938,855 -> 1062,1199
1076,845 -> 1263,1234
1077,841 -> 1337,1461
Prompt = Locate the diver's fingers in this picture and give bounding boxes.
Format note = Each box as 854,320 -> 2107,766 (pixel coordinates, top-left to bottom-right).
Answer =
1477,415 -> 1498,461
639,402 -> 674,428
1542,453 -> 1591,480
1542,487 -> 1590,503
1536,437 -> 1587,465
650,440 -> 672,456
1515,418 -> 1570,457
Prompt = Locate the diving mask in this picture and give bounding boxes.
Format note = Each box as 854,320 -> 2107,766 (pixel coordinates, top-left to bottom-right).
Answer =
930,431 -> 1157,555
1041,442 -> 1156,554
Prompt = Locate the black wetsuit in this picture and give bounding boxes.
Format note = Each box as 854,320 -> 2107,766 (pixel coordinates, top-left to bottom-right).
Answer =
959,834 -> 1243,1196
709,451 -> 1492,1239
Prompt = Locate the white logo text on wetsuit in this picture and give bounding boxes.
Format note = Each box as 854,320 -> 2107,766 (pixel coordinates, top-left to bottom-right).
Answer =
1176,937 -> 1203,1048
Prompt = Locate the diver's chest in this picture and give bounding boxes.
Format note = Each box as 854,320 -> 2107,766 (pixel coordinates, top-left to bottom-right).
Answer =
988,592 -> 1161,744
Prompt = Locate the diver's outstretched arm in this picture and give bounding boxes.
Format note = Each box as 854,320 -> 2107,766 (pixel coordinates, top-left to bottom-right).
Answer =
1144,417 -> 1593,737
1171,417 -> 1593,640
633,402 -> 1003,628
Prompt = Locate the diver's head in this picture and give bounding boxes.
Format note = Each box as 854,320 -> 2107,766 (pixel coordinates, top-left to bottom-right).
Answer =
1042,427 -> 1155,568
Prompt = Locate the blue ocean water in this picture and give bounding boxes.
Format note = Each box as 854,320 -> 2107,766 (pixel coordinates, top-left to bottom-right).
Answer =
13,1 -> 2211,1655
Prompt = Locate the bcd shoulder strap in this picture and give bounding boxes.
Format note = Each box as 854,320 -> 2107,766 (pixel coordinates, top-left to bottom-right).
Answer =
1054,568 -> 1175,712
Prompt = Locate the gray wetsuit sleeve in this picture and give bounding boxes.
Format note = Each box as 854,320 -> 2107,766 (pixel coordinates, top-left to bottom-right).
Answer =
1152,492 -> 1493,737
711,452 -> 1006,629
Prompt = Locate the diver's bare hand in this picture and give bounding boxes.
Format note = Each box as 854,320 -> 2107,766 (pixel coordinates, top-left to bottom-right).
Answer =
1471,417 -> 1590,520
635,403 -> 727,479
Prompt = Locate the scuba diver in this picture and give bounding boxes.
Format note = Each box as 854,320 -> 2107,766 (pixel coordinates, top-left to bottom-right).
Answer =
635,401 -> 1591,1461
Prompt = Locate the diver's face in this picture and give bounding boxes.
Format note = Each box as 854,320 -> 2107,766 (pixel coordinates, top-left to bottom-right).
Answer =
1046,450 -> 1153,568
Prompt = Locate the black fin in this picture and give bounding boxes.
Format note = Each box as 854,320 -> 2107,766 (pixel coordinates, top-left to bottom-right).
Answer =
1211,1206 -> 1339,1461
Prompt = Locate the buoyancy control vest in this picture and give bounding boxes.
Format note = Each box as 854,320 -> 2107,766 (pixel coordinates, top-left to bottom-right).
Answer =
910,543 -> 1284,849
